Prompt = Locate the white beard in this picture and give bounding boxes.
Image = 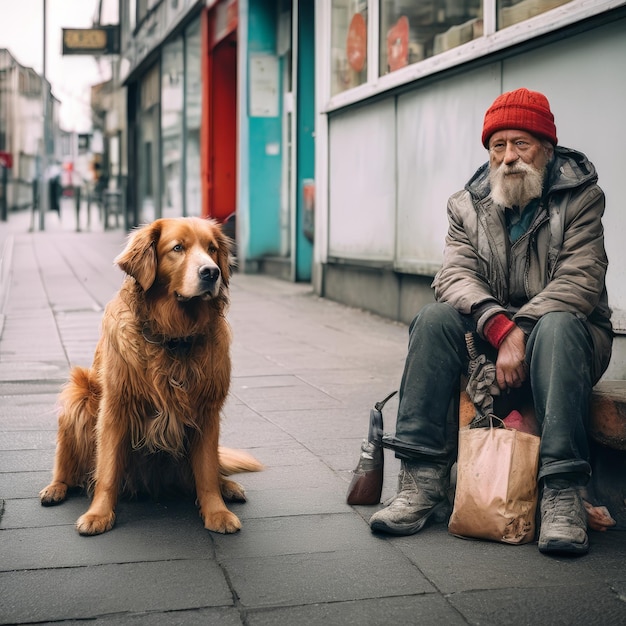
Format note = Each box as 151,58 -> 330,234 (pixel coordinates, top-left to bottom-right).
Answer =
489,160 -> 546,209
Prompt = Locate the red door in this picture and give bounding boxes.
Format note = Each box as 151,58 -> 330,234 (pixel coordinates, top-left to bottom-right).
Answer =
201,4 -> 238,224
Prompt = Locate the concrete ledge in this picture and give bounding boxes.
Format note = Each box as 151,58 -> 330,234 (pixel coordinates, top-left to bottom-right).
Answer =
590,381 -> 626,450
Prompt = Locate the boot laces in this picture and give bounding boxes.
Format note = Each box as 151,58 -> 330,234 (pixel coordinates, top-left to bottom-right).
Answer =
391,467 -> 444,509
543,486 -> 585,526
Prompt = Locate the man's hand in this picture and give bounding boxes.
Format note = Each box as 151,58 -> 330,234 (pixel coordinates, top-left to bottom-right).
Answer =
495,326 -> 527,390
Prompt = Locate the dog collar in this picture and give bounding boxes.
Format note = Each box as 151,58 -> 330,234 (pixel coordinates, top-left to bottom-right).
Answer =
141,324 -> 198,357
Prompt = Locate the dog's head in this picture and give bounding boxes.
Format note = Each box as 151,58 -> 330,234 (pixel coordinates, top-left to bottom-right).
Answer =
115,217 -> 232,303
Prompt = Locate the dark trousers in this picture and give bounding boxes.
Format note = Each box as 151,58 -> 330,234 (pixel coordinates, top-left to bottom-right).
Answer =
383,303 -> 595,484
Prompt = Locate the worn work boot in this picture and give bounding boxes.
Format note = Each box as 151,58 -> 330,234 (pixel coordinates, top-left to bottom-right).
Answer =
369,461 -> 449,536
538,481 -> 589,555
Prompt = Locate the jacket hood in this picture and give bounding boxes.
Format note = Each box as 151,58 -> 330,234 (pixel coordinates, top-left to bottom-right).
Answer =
465,146 -> 598,202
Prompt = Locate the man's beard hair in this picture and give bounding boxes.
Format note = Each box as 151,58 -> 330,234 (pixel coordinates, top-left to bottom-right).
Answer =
489,160 -> 546,209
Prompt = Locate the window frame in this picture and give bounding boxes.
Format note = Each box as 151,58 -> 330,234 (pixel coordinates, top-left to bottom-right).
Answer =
323,0 -> 624,113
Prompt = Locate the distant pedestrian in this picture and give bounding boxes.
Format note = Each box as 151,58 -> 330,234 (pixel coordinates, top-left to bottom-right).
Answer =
369,88 -> 613,556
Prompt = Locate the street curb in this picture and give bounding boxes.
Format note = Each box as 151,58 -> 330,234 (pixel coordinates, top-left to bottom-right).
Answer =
0,233 -> 15,337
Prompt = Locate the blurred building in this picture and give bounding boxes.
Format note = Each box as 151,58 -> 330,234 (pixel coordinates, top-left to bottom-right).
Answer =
0,49 -> 62,215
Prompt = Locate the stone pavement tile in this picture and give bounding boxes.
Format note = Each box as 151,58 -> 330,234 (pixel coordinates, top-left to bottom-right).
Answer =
35,232 -> 123,281
305,435 -> 385,470
234,485 -> 348,520
212,512 -> 375,560
35,241 -> 105,313
224,439 -> 315,468
2,499 -> 218,571
55,309 -> 103,366
219,404 -> 299,449
230,345 -> 288,378
246,595 -> 466,626
0,381 -> 61,399
0,448 -> 54,472
0,359 -> 66,381
448,582 -> 626,625
1,469 -> 58,498
232,381 -> 343,413
0,392 -> 59,429
0,496 -> 86,529
0,559 -> 233,624
258,407 -> 378,442
0,429 -> 55,451
239,457 -> 346,492
389,524 -> 626,594
222,548 -> 435,609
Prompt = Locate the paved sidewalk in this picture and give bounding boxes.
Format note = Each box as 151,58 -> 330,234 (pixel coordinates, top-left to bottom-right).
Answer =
1,207 -> 625,625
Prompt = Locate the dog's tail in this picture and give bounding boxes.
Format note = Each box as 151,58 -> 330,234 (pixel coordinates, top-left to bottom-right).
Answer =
218,447 -> 264,475
59,366 -> 101,424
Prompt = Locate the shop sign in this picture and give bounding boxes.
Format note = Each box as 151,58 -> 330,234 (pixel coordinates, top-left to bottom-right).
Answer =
62,26 -> 120,56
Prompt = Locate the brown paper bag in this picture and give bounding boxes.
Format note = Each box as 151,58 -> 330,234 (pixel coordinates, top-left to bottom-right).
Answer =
448,423 -> 540,545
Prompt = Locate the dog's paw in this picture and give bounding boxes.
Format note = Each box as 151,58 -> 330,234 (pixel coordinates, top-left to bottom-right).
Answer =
202,509 -> 242,534
75,511 -> 116,536
39,482 -> 68,506
220,478 -> 247,502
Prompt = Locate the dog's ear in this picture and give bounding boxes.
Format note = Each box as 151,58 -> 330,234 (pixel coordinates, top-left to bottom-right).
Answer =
114,221 -> 162,291
216,227 -> 234,287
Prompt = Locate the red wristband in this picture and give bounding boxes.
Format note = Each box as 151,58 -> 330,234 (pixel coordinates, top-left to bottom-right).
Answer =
484,314 -> 515,349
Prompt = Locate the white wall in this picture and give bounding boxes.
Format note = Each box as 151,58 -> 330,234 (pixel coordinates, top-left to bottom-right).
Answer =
395,65 -> 500,274
328,99 -> 396,261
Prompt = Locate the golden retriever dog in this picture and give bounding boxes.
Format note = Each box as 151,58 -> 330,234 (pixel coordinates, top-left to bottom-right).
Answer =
39,217 -> 262,535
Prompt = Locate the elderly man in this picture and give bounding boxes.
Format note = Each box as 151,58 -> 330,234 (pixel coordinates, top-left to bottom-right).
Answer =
369,88 -> 613,555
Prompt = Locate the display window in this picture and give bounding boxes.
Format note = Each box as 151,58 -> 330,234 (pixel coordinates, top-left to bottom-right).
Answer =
331,0 -> 368,96
497,0 -> 572,29
325,0 -> 612,107
184,19 -> 202,217
161,37 -> 184,218
380,0 -> 483,74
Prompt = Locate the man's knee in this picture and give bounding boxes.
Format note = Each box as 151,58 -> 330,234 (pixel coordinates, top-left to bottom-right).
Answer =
531,311 -> 591,346
409,302 -> 464,335
528,312 -> 593,382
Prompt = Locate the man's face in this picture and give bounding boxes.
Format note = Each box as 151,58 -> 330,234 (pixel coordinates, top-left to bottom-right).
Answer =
488,130 -> 552,209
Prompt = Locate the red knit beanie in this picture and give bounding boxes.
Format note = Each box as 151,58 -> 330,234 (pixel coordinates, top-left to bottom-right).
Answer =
482,88 -> 558,148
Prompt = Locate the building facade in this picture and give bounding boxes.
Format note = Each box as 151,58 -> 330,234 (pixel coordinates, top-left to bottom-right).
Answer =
313,0 -> 626,378
118,0 -> 315,280
0,49 -> 61,215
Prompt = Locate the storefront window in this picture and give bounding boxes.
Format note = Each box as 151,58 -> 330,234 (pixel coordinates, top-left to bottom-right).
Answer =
331,0 -> 368,96
184,19 -> 202,217
380,0 -> 483,75
161,37 -> 184,218
498,0 -> 572,29
139,64 -> 160,223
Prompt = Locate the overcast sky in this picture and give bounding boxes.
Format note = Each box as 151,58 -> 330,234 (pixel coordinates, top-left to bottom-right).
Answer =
0,0 -> 110,133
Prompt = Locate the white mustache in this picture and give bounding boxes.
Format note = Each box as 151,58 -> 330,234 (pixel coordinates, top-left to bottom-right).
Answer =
498,162 -> 533,177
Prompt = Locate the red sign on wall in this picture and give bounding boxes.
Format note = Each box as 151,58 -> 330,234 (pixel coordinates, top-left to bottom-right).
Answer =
0,152 -> 13,168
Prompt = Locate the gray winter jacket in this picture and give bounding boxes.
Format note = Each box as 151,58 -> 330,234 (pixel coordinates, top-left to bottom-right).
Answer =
432,146 -> 613,382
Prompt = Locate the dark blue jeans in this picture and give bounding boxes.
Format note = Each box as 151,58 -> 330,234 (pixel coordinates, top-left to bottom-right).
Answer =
382,303 -> 595,484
